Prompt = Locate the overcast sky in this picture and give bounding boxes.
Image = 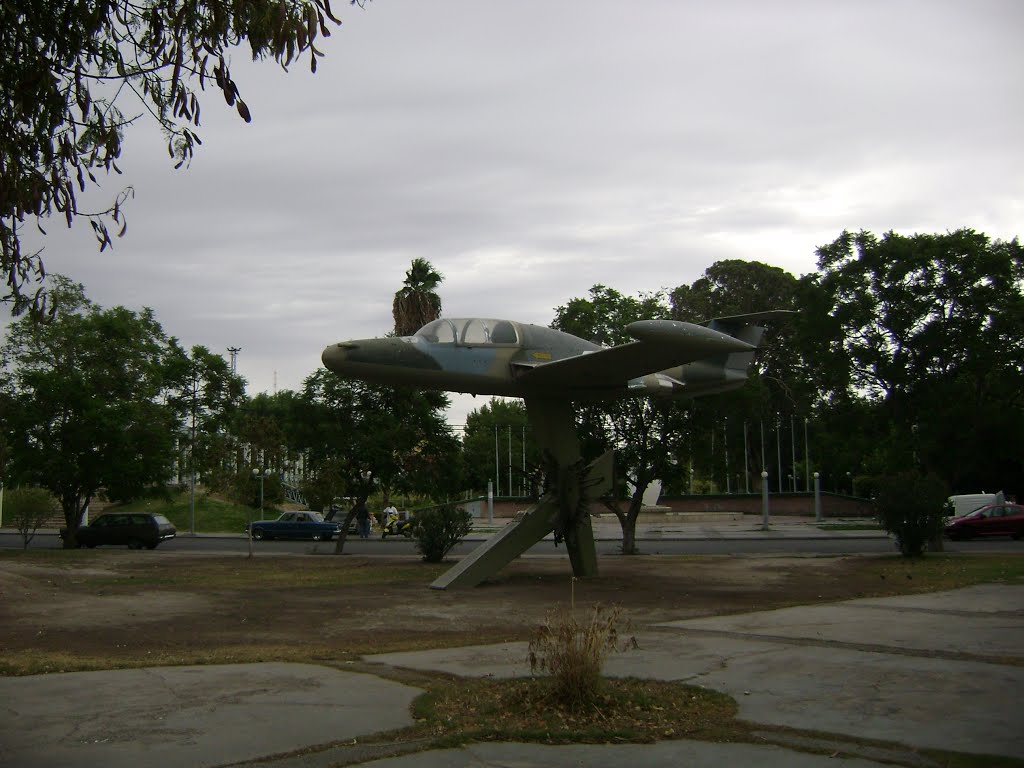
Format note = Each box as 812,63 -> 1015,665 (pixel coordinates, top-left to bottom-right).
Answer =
11,0 -> 1024,426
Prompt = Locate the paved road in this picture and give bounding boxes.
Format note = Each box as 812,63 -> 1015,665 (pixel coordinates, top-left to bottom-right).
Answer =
2,530 -> 1020,555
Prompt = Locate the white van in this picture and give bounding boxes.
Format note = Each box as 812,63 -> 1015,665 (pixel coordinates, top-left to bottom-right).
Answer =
946,492 -> 1004,518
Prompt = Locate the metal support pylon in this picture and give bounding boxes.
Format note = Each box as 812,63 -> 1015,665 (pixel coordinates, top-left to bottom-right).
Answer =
430,399 -> 611,590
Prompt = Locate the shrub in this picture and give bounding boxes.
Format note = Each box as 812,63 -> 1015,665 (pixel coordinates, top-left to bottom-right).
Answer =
412,503 -> 473,563
6,487 -> 59,549
528,601 -> 636,711
874,471 -> 949,557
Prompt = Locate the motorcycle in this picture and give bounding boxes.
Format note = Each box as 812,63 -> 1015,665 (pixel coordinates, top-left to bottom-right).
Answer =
381,516 -> 414,539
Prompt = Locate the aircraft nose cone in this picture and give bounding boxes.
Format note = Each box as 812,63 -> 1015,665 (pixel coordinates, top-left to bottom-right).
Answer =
321,342 -> 356,372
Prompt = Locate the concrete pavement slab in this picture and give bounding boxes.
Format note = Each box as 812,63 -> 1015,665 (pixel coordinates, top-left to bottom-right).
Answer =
352,740 -> 891,767
658,604 -> 1024,659
368,586 -> 1024,759
850,583 -> 1024,613
645,636 -> 1024,757
0,663 -> 421,768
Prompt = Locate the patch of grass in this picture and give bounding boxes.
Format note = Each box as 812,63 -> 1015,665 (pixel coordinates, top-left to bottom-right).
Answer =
42,553 -> 448,590
0,549 -> 97,566
396,670 -> 1024,767
0,634 -> 519,678
0,644 -> 362,677
861,553 -> 1024,593
113,490 -> 278,533
817,523 -> 882,531
411,676 -> 739,745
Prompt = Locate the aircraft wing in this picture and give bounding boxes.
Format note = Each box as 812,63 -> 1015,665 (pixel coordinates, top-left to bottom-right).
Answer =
515,320 -> 754,393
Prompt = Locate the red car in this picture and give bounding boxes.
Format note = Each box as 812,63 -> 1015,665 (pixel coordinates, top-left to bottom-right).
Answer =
944,503 -> 1024,541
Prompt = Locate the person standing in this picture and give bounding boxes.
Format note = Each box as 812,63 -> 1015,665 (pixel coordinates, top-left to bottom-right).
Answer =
355,501 -> 371,539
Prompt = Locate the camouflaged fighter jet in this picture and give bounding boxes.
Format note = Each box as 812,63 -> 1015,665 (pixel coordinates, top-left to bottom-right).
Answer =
321,312 -> 786,400
321,311 -> 788,590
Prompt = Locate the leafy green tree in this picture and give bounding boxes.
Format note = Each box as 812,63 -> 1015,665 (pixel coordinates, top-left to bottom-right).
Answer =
166,345 -> 246,529
214,392 -> 292,508
586,397 -> 691,554
461,398 -> 538,497
1,0 -> 354,314
172,346 -> 247,477
671,259 -> 803,406
299,455 -> 346,513
669,260 -> 805,492
552,286 -> 690,553
1,277 -> 186,546
554,285 -> 666,348
392,258 -> 444,336
802,229 -> 1024,498
296,369 -> 459,552
670,259 -> 798,321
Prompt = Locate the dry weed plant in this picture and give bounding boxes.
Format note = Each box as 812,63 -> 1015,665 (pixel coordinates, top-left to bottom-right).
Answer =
527,578 -> 637,711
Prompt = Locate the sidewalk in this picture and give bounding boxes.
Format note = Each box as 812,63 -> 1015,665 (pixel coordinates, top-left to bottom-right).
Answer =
471,513 -> 889,541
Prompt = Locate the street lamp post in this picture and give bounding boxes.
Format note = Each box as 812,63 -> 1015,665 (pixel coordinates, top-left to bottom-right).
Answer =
761,470 -> 770,530
776,417 -> 783,493
804,417 -> 811,492
813,471 -> 822,522
743,421 -> 750,494
250,467 -> 271,559
790,414 -> 797,491
724,417 -> 730,494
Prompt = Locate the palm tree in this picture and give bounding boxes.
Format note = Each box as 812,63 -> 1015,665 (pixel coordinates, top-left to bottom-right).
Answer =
392,258 -> 444,336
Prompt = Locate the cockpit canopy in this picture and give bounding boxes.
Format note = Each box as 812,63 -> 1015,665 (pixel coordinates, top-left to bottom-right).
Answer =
415,318 -> 519,345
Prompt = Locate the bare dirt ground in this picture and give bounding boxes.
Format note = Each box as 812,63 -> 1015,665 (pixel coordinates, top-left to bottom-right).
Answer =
0,551 -> 929,671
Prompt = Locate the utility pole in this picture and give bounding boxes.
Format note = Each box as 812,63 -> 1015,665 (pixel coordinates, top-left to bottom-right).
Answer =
227,346 -> 241,373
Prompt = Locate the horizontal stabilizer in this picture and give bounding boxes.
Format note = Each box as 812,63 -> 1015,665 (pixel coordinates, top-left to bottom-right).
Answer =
706,310 -> 795,336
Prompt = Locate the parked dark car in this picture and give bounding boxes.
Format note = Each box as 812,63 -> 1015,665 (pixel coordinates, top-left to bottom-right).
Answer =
246,511 -> 342,541
944,503 -> 1024,541
75,513 -> 177,549
326,505 -> 371,536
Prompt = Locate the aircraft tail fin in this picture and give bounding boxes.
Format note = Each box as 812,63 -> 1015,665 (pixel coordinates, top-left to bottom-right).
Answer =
704,310 -> 793,372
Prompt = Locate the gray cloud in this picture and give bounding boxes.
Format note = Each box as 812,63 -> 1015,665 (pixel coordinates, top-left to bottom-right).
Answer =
7,0 -> 1023,425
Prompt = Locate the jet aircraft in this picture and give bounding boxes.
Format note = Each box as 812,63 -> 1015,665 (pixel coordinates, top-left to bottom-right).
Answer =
321,312 -> 787,401
321,310 -> 788,589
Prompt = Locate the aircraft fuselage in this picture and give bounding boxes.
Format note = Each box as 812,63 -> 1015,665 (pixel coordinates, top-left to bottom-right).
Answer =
322,317 -> 754,400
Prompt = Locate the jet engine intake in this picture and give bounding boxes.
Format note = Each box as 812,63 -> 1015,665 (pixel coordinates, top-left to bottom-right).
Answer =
628,372 -> 685,397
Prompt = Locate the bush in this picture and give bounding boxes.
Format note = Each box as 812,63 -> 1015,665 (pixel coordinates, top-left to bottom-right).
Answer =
874,471 -> 949,557
6,487 -> 59,549
412,503 -> 473,563
528,603 -> 636,711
